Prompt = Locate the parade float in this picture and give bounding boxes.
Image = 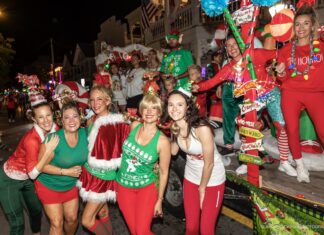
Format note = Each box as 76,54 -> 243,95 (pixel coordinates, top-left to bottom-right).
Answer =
199,0 -> 324,234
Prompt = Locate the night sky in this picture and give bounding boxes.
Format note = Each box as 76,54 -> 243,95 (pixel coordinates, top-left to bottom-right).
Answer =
1,0 -> 141,74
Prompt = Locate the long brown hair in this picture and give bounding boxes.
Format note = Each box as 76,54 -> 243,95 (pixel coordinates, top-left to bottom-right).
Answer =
166,90 -> 214,138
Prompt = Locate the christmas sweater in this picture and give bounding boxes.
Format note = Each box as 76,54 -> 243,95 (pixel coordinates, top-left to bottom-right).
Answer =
116,123 -> 161,188
277,40 -> 324,92
160,46 -> 194,88
4,123 -> 58,180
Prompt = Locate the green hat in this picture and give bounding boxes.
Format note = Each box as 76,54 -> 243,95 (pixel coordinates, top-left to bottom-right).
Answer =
166,29 -> 180,41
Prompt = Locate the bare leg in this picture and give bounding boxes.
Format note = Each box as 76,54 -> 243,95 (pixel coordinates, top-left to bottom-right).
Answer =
43,203 -> 64,235
63,198 -> 79,235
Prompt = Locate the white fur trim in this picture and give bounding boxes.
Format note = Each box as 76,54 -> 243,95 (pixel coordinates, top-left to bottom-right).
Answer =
88,157 -> 121,171
3,162 -> 29,180
34,123 -> 58,142
87,114 -> 126,170
28,167 -> 40,180
77,180 -> 116,203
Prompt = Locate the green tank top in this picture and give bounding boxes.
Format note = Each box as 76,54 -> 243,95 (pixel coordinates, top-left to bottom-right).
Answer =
116,123 -> 161,188
38,128 -> 88,191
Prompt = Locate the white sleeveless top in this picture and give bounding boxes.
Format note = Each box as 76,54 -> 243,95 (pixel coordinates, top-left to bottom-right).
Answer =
177,128 -> 226,186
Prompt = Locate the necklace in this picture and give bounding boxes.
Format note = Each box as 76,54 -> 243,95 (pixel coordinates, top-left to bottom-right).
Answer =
288,36 -> 320,80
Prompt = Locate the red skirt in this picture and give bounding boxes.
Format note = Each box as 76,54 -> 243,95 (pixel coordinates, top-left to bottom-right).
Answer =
35,180 -> 78,204
77,166 -> 117,203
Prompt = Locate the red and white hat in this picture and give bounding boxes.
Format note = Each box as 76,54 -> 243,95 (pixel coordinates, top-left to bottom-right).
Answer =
53,81 -> 89,109
16,73 -> 47,107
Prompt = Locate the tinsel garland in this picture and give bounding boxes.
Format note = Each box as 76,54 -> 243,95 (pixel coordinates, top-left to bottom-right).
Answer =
226,173 -> 324,234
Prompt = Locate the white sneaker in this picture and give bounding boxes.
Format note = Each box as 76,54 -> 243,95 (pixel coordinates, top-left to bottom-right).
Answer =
278,161 -> 297,177
236,164 -> 247,175
296,165 -> 310,183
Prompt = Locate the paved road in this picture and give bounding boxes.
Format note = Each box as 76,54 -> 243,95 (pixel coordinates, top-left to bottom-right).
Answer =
0,109 -> 252,235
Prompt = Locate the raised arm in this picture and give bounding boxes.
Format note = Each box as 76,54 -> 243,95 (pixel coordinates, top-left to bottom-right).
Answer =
195,65 -> 232,92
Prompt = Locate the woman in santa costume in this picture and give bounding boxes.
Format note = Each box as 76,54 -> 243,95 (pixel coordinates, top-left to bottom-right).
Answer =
276,2 -> 324,183
77,85 -> 129,235
0,74 -> 58,235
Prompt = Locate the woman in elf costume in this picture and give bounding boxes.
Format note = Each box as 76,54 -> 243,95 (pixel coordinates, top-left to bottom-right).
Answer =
116,90 -> 171,235
276,2 -> 324,183
77,85 -> 129,235
0,74 -> 58,235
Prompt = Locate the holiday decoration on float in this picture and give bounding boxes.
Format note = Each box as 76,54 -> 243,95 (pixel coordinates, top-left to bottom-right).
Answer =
17,73 -> 47,107
270,9 -> 295,43
239,126 -> 264,139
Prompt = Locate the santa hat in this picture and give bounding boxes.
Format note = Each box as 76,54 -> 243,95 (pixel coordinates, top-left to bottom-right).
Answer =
16,73 -> 47,107
53,81 -> 89,110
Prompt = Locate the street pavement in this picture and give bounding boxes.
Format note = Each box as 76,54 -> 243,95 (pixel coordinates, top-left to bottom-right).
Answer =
0,108 -> 252,234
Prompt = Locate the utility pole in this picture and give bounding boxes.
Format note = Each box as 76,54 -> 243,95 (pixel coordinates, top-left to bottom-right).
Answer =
50,38 -> 55,84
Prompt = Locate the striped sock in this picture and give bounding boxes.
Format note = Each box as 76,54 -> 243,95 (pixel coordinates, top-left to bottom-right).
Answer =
277,129 -> 289,161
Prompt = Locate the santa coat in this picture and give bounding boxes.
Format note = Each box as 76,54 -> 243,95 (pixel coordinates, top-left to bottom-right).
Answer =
77,113 -> 130,203
4,123 -> 58,180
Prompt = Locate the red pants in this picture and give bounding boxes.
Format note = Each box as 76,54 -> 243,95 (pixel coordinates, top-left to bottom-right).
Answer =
183,179 -> 225,235
117,183 -> 158,235
281,90 -> 324,159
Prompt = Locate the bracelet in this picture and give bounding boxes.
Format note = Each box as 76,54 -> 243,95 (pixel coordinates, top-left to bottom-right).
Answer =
158,196 -> 164,201
60,168 -> 63,175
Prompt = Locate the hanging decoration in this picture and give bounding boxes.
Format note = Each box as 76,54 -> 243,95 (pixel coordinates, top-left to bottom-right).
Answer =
270,9 -> 295,43
232,4 -> 254,25
201,0 -> 228,17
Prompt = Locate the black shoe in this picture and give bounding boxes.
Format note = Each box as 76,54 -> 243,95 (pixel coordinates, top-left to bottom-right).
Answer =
219,147 -> 234,156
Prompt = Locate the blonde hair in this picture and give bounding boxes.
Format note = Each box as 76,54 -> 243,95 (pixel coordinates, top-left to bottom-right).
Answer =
90,85 -> 112,101
188,64 -> 201,73
139,95 -> 163,116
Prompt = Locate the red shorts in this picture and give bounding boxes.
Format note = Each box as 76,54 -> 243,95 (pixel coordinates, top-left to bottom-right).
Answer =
35,180 -> 79,204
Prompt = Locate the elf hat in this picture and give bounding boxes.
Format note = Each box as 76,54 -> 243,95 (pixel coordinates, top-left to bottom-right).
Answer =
166,29 -> 183,44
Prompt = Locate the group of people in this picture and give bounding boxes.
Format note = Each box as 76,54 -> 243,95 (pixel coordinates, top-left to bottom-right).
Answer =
0,2 -> 323,235
0,75 -> 225,235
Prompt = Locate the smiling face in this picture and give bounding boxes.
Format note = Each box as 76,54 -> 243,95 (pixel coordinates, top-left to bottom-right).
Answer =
32,105 -> 54,132
294,14 -> 313,40
167,93 -> 187,122
89,89 -> 110,116
225,38 -> 241,60
62,108 -> 81,133
142,104 -> 160,124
